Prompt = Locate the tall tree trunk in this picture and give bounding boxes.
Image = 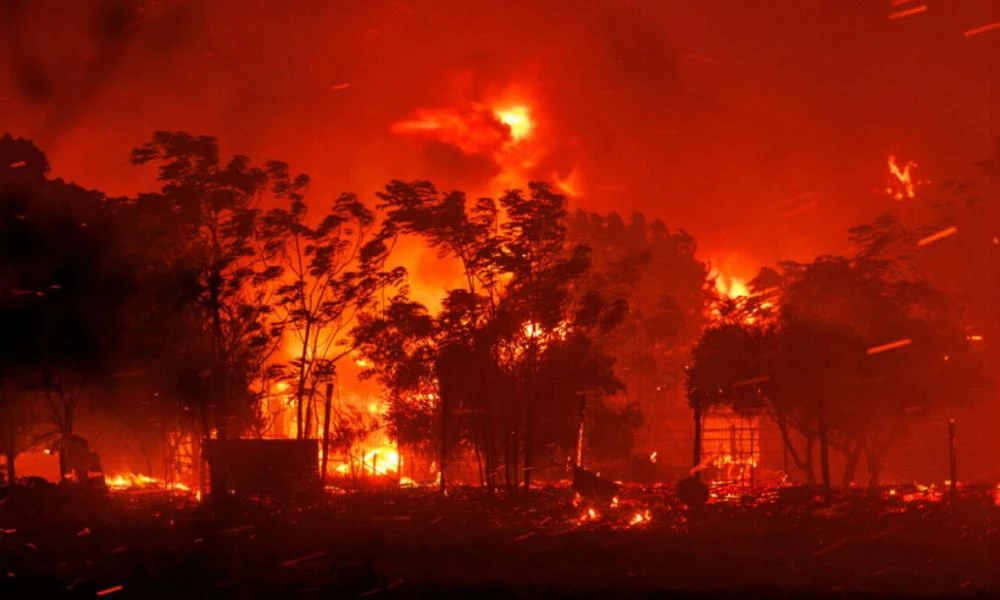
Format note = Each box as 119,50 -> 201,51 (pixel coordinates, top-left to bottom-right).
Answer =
511,427 -> 520,490
866,445 -> 882,489
523,401 -> 533,489
207,267 -> 229,501
485,428 -> 495,494
841,440 -> 864,487
198,400 -> 209,496
320,383 -> 333,484
774,413 -> 815,483
475,443 -> 484,488
692,398 -> 702,480
4,400 -> 15,485
58,399 -> 75,480
523,351 -> 536,489
304,392 -> 315,439
817,396 -> 831,497
805,436 -> 816,484
438,391 -> 449,494
294,321 -> 312,440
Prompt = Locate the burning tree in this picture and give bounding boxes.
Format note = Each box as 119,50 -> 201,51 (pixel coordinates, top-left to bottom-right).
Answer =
355,181 -> 624,492
260,171 -> 404,441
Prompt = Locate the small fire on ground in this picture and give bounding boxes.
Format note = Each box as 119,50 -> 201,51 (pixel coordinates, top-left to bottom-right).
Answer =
105,473 -> 190,493
571,492 -> 654,530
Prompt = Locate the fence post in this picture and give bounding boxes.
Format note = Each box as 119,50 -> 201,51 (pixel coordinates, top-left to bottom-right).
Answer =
948,418 -> 957,505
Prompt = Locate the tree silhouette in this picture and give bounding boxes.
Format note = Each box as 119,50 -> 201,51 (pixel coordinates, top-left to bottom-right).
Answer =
688,217 -> 990,490
0,134 -> 137,481
131,131 -> 288,496
568,210 -> 710,458
261,170 -> 404,440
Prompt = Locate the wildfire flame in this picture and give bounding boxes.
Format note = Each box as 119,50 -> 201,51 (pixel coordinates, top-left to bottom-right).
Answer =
334,444 -> 401,477
390,94 -> 581,197
105,473 -> 190,493
885,155 -> 926,201
493,105 -> 533,143
714,273 -> 749,300
628,510 -> 652,526
577,507 -> 600,524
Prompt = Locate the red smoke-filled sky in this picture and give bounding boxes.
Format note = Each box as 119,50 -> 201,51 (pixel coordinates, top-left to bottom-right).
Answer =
1,0 -> 997,284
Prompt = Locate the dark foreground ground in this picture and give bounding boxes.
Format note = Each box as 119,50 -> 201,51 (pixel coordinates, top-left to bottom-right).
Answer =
1,482 -> 998,599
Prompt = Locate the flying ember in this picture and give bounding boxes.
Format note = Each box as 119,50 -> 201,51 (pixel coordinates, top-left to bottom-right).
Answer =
885,155 -> 925,200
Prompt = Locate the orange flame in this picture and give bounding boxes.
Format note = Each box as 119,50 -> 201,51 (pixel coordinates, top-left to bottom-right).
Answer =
714,273 -> 749,300
628,510 -> 652,526
885,155 -> 926,201
493,105 -> 533,143
390,93 -> 582,197
105,473 -> 191,493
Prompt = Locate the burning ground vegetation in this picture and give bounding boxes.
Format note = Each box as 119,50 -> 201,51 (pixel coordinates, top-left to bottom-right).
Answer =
1,477 -> 1000,599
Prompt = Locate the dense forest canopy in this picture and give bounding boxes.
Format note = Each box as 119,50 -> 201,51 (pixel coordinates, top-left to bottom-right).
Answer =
0,132 -> 994,494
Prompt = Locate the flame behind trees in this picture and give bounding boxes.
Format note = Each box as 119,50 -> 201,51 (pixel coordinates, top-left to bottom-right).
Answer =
130,132 -> 312,495
354,181 -> 624,492
260,169 -> 404,440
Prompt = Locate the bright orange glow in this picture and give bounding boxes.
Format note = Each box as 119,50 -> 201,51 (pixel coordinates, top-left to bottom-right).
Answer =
333,445 -> 400,477
105,473 -> 191,493
521,321 -> 568,344
523,322 -> 544,339
361,446 -> 400,476
628,510 -> 652,526
493,105 -> 533,142
390,93 -> 582,198
885,155 -> 926,201
577,507 -> 600,524
714,273 -> 749,299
